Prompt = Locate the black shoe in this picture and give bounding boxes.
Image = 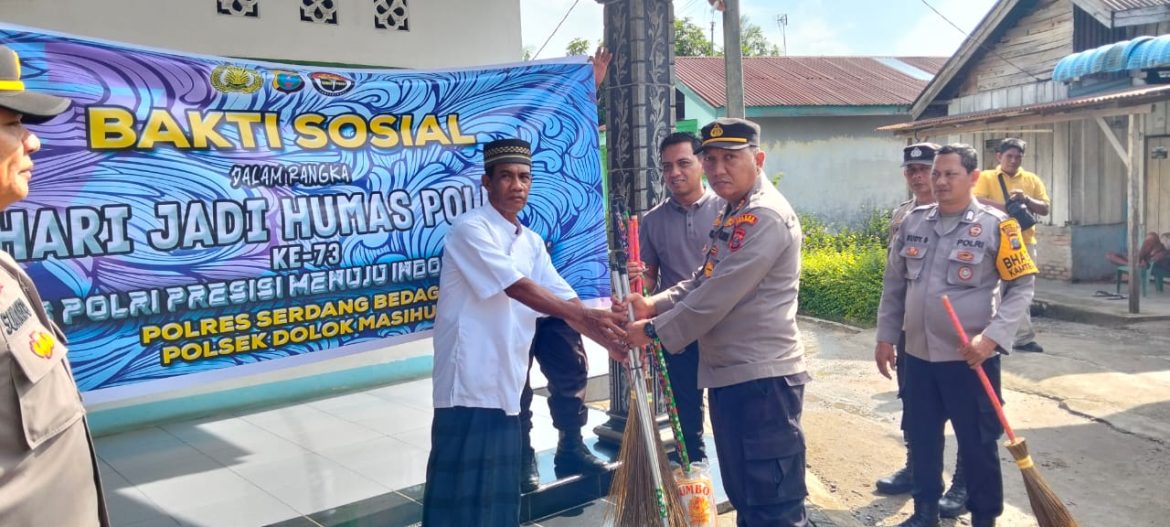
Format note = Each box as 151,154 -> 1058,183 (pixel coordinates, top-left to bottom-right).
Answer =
521,445 -> 540,493
553,431 -> 609,477
971,516 -> 997,527
896,500 -> 940,527
876,446 -> 914,495
1013,341 -> 1044,353
938,463 -> 968,518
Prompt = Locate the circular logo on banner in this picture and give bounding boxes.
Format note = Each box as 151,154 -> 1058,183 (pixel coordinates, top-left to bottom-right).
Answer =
957,266 -> 974,281
210,65 -> 263,93
969,224 -> 983,237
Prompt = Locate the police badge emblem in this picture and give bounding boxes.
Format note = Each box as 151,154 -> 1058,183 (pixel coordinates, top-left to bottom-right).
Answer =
310,72 -> 355,96
210,65 -> 263,94
272,70 -> 305,93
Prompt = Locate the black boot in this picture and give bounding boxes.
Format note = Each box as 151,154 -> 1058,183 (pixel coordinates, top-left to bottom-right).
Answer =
876,443 -> 914,495
521,441 -> 540,493
938,452 -> 968,518
553,430 -> 609,477
896,500 -> 940,527
971,516 -> 996,527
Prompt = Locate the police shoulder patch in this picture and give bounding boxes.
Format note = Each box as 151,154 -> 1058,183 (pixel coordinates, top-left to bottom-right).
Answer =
995,219 -> 1038,280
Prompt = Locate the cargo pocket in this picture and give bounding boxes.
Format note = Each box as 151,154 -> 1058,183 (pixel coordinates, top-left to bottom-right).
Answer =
742,433 -> 808,506
900,244 -> 927,280
8,332 -> 85,450
946,248 -> 987,287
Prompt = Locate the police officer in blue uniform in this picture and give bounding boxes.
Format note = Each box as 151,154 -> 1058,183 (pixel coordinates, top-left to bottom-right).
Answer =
876,144 -> 1036,527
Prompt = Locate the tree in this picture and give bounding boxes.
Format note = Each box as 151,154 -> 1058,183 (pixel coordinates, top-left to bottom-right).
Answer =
674,17 -> 716,57
566,38 -> 592,56
740,16 -> 781,57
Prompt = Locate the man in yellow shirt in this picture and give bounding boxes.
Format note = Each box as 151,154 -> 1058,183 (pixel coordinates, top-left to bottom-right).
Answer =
974,138 -> 1050,353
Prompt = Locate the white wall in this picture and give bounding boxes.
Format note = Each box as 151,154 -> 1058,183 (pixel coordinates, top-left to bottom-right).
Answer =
759,115 -> 911,226
0,0 -> 522,69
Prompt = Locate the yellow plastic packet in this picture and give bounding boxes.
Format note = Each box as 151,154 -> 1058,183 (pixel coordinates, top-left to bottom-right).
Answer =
674,462 -> 717,527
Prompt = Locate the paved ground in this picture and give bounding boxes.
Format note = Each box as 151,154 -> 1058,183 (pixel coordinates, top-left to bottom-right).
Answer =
799,313 -> 1170,527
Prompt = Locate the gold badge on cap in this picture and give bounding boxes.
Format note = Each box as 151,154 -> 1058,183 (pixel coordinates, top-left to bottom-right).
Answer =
711,123 -> 724,137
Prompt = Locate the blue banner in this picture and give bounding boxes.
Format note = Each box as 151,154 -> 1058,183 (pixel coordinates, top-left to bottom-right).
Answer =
0,25 -> 607,394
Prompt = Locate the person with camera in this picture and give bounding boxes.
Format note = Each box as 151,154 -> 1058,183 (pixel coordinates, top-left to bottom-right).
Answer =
974,138 -> 1049,353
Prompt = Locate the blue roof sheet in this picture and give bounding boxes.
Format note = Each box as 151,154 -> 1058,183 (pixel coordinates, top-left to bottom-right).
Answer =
1054,35 -> 1170,82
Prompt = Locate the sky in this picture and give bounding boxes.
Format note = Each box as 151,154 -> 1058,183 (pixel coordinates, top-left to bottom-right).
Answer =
520,0 -> 1000,60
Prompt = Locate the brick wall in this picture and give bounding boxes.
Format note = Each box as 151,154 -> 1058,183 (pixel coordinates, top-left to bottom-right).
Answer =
1037,224 -> 1072,280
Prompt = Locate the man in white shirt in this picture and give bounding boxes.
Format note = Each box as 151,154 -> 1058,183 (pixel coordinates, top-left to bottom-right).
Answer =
421,138 -> 626,527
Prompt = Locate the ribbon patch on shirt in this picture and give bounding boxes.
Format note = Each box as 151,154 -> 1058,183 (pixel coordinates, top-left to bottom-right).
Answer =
995,219 -> 1038,280
29,331 -> 55,359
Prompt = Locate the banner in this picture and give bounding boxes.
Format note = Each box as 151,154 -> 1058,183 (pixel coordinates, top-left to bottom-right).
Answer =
0,25 -> 608,395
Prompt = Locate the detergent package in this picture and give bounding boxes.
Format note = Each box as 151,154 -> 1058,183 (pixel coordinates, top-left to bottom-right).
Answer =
674,462 -> 717,527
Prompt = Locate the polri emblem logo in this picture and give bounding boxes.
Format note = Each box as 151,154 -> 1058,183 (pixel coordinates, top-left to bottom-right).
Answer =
310,72 -> 355,96
957,266 -> 974,281
210,65 -> 263,94
968,224 -> 983,237
272,70 -> 305,93
30,331 -> 54,359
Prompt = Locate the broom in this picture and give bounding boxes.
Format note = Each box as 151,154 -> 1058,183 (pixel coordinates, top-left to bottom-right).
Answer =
605,208 -> 688,527
629,216 -> 694,475
606,267 -> 688,527
940,295 -> 1080,527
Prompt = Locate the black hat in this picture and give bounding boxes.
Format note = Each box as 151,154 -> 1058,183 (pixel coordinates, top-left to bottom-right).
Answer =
698,118 -> 760,153
483,138 -> 532,168
902,142 -> 940,167
0,46 -> 71,123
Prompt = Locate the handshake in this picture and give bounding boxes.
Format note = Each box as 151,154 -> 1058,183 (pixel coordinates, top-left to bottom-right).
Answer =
566,261 -> 659,365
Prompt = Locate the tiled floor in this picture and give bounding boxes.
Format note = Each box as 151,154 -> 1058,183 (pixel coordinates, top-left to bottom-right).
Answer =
95,375 -> 583,527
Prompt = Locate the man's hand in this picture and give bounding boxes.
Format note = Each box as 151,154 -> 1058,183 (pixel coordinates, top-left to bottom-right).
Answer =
960,333 -> 999,368
1009,189 -> 1026,202
626,260 -> 645,280
875,342 -> 897,379
590,46 -> 612,92
567,307 -> 627,357
612,292 -> 655,320
628,320 -> 652,349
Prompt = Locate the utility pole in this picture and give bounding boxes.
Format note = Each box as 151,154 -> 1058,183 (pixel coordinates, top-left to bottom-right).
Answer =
723,0 -> 745,117
710,8 -> 716,51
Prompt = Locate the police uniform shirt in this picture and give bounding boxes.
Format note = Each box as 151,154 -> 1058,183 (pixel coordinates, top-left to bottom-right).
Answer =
0,252 -> 106,526
648,176 -> 807,389
432,204 -> 577,416
889,198 -> 920,247
876,201 -> 1036,362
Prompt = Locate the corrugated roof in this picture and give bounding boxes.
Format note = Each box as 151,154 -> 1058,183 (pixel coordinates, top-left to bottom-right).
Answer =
1102,0 -> 1170,10
675,56 -> 945,108
877,84 -> 1170,134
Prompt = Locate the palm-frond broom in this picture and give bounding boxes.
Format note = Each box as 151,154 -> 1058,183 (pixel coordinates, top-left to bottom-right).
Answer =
941,295 -> 1080,527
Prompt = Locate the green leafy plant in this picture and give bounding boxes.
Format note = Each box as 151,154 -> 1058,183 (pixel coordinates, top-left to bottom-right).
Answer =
797,208 -> 892,327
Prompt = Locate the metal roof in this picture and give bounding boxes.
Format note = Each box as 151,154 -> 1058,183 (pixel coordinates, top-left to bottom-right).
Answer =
675,56 -> 944,108
877,84 -> 1170,135
1052,34 -> 1170,81
1102,0 -> 1170,9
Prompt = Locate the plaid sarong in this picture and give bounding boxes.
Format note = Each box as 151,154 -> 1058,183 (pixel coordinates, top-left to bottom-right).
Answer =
421,406 -> 522,527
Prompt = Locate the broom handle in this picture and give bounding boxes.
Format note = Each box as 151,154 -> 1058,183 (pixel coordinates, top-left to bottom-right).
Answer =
627,218 -> 692,474
940,295 -> 1018,442
613,271 -> 672,527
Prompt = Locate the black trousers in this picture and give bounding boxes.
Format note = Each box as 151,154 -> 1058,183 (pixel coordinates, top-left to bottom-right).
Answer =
422,407 -> 521,527
519,317 -> 588,435
664,341 -> 706,461
903,354 -> 1004,518
710,376 -> 809,527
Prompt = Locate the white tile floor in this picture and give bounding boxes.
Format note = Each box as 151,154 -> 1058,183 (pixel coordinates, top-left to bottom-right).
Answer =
95,341 -> 611,527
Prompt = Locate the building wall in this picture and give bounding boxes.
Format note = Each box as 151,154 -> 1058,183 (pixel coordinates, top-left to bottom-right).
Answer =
957,0 -> 1073,97
0,0 -> 521,68
759,115 -> 912,226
